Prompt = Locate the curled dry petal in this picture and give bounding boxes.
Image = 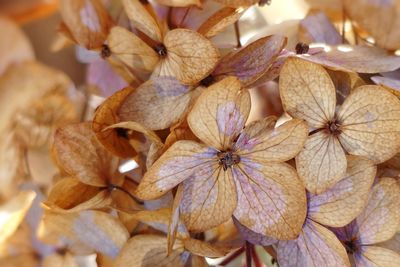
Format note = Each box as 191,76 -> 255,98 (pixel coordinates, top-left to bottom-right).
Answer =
279,57 -> 336,128
52,122 -> 120,187
60,0 -> 113,49
180,164 -> 237,232
233,161 -> 307,240
118,77 -> 195,130
277,219 -> 350,267
136,140 -> 218,199
213,35 -> 287,87
153,29 -> 220,85
38,209 -> 129,258
354,246 -> 400,267
197,7 -> 244,38
182,238 -> 229,258
168,184 -> 183,255
107,26 -> 159,72
122,0 -> 162,42
235,118 -> 308,163
337,85 -> 400,163
296,131 -> 347,194
114,235 -> 187,267
188,77 -> 250,150
307,155 -> 376,227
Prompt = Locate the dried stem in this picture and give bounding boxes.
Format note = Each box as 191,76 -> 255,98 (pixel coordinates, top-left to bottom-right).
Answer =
251,246 -> 263,267
234,21 -> 242,48
245,241 -> 253,267
178,6 -> 192,28
220,247 -> 245,266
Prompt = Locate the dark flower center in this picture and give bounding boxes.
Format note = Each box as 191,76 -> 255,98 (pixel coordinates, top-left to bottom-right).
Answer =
200,74 -> 215,87
327,120 -> 342,136
115,128 -> 129,139
259,0 -> 272,6
343,239 -> 358,254
154,43 -> 168,57
101,44 -> 111,59
218,150 -> 240,171
295,42 -> 309,54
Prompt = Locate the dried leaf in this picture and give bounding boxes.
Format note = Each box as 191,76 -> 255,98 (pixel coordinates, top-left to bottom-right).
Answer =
279,57 -> 336,128
52,122 -> 120,187
337,85 -> 400,163
188,77 -> 250,150
118,77 -> 195,130
38,209 -> 129,258
307,155 -> 376,227
233,162 -> 307,240
153,29 -> 220,85
60,0 -> 113,49
122,0 -> 162,42
107,26 -> 159,71
197,7 -> 243,38
277,219 -> 350,267
213,35 -> 287,87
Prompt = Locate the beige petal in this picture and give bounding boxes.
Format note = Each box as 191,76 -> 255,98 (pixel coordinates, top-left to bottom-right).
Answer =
213,35 -> 287,87
107,26 -> 159,71
296,131 -> 347,194
42,253 -> 79,267
52,122 -> 120,187
154,0 -> 201,7
168,184 -> 183,255
0,191 -> 36,245
180,165 -> 237,232
308,155 -> 376,227
197,7 -> 244,38
38,209 -> 129,258
213,0 -> 258,7
277,219 -> 350,267
154,29 -> 220,85
136,140 -> 218,199
354,246 -> 400,267
379,233 -> 400,254
118,77 -> 195,130
188,77 -> 250,150
233,162 -> 307,240
371,76 -> 400,99
60,0 -> 113,49
93,86 -> 137,158
235,118 -> 308,163
0,254 -> 39,267
114,235 -> 187,267
279,57 -> 336,128
337,85 -> 400,163
182,238 -> 228,258
355,178 -> 400,244
122,0 -> 162,42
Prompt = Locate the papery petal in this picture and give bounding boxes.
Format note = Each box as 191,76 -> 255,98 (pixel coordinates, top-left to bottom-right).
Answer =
118,77 -> 195,130
168,185 -> 183,254
122,0 -> 162,42
233,217 -> 277,246
38,210 -> 129,258
379,233 -> 400,254
197,7 -> 243,38
136,140 -> 218,199
371,76 -> 400,99
188,77 -> 250,150
180,165 -> 237,232
354,178 -> 400,245
296,131 -> 347,194
279,57 -> 336,128
213,35 -> 287,87
235,118 -> 308,163
154,0 -> 201,7
277,219 -> 350,267
337,85 -> 400,163
308,155 -> 376,227
114,235 -> 188,267
353,246 -> 400,267
60,0 -> 113,49
233,161 -> 307,240
107,26 -> 159,71
42,253 -> 79,267
154,29 -> 220,85
53,122 -> 120,187
183,238 -> 229,258
213,0 -> 258,8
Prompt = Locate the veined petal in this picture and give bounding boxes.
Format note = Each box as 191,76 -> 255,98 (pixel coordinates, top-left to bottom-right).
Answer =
180,165 -> 237,232
188,77 -> 250,150
234,218 -> 277,246
233,161 -> 307,240
153,29 -> 220,85
353,246 -> 400,267
136,140 -> 218,200
279,57 -> 336,128
277,219 -> 350,267
213,0 -> 258,7
337,85 -> 400,163
107,26 -> 159,72
235,118 -> 308,163
308,155 -> 376,227
296,131 -> 347,194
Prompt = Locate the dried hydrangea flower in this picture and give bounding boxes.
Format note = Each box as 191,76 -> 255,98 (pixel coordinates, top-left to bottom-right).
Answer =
280,57 -> 400,194
136,76 -> 309,239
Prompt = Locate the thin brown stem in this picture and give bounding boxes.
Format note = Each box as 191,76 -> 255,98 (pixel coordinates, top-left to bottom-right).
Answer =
178,6 -> 192,28
246,241 -> 253,267
234,21 -> 242,48
220,247 -> 245,266
251,246 -> 263,267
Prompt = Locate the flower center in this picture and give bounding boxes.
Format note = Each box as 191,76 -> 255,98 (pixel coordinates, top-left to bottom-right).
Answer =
101,44 -> 111,59
259,0 -> 272,6
327,120 -> 341,136
154,43 -> 168,57
217,150 -> 240,171
115,128 -> 129,139
343,239 -> 358,254
295,42 -> 309,54
200,74 -> 215,87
